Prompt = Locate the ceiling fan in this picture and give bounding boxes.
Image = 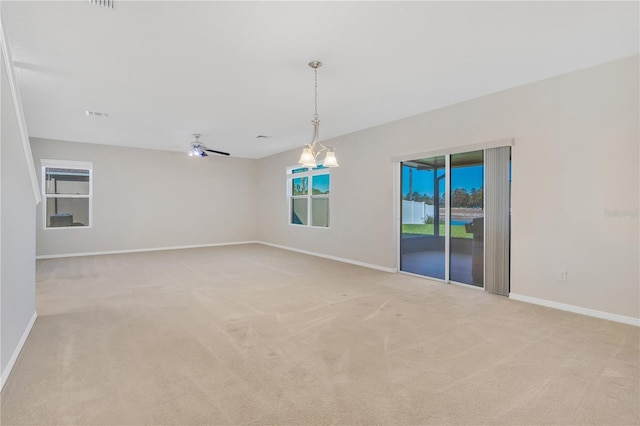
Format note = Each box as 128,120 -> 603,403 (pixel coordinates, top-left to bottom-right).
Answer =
188,134 -> 230,157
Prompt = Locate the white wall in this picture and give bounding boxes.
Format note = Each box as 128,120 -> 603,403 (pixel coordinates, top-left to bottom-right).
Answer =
31,138 -> 258,256
257,56 -> 639,320
1,43 -> 37,385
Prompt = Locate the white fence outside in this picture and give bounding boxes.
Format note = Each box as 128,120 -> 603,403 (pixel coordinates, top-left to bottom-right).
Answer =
402,200 -> 434,224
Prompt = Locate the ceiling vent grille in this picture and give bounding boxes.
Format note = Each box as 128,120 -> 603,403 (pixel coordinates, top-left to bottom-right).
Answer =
86,110 -> 110,118
89,0 -> 114,9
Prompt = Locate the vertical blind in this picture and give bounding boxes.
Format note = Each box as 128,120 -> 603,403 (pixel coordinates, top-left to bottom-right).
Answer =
484,146 -> 511,296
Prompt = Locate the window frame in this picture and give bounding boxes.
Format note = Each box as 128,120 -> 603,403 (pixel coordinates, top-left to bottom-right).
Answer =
287,165 -> 331,229
41,159 -> 93,230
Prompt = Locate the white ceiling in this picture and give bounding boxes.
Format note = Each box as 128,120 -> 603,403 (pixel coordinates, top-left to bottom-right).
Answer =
3,1 -> 638,159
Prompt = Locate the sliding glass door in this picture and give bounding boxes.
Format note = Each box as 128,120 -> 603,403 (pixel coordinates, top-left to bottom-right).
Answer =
400,156 -> 446,280
400,148 -> 508,292
450,151 -> 484,287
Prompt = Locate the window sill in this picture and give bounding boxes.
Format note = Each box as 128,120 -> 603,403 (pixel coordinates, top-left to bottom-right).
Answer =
44,225 -> 92,230
288,223 -> 331,230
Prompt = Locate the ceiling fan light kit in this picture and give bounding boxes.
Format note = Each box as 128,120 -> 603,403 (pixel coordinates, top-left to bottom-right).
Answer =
188,134 -> 230,157
298,61 -> 339,168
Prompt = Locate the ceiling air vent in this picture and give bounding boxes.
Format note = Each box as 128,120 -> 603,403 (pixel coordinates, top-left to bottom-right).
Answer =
89,0 -> 114,9
86,110 -> 110,118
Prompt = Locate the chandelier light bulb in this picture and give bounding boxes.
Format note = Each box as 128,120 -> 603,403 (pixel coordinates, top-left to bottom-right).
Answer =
323,149 -> 339,168
299,147 -> 317,167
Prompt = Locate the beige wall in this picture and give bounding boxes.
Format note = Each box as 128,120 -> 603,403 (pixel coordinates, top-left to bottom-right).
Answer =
257,55 -> 639,319
31,139 -> 258,256
1,47 -> 37,379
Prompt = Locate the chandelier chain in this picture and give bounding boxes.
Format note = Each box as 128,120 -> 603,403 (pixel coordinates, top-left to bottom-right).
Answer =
314,66 -> 319,120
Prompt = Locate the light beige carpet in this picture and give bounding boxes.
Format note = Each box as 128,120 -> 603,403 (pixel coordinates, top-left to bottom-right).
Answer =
1,244 -> 638,425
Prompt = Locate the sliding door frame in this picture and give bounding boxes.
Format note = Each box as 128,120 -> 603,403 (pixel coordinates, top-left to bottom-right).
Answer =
394,138 -> 513,290
444,154 -> 451,282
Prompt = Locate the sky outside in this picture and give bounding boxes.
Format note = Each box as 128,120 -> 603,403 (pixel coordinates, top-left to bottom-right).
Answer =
313,174 -> 330,193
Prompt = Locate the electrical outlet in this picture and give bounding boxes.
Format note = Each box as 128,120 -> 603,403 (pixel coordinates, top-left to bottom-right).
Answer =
559,271 -> 568,282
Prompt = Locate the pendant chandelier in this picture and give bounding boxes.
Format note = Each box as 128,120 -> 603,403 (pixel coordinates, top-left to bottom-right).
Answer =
298,61 -> 339,168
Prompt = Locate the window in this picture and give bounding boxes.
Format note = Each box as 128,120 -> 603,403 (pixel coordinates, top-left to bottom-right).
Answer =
41,160 -> 92,229
287,165 -> 330,227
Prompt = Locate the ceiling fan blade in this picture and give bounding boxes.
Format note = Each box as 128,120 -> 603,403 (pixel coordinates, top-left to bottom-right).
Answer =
204,149 -> 230,156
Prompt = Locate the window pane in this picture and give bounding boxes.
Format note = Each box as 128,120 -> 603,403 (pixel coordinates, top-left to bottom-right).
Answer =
46,197 -> 90,227
291,198 -> 308,225
400,156 -> 446,280
45,168 -> 90,195
311,197 -> 329,227
312,174 -> 330,195
450,150 -> 484,287
291,167 -> 308,174
292,177 -> 308,195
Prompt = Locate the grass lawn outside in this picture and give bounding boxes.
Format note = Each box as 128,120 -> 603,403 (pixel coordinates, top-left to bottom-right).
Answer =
402,224 -> 472,238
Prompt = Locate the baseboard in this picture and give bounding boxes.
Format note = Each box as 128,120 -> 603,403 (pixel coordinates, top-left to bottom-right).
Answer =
1,311 -> 37,391
35,240 -> 396,273
257,241 -> 397,273
35,241 -> 260,260
509,293 -> 639,327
